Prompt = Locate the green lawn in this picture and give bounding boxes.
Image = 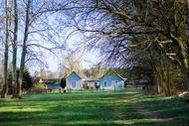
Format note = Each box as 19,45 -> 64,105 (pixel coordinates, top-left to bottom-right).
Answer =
0,89 -> 189,126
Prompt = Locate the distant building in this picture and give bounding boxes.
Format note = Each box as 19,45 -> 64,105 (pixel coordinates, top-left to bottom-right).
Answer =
66,71 -> 83,90
66,71 -> 125,90
99,75 -> 125,90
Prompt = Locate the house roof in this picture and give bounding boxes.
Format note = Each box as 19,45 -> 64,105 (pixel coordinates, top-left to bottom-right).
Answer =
66,71 -> 84,79
83,79 -> 99,82
116,74 -> 127,81
99,71 -> 126,81
67,71 -> 126,81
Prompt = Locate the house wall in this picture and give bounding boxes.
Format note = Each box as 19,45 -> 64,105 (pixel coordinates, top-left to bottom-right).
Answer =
83,81 -> 99,90
66,72 -> 82,89
99,76 -> 124,90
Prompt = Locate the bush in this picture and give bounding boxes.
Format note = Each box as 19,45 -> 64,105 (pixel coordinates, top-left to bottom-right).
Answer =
28,83 -> 48,93
60,78 -> 66,89
95,82 -> 100,90
8,68 -> 32,94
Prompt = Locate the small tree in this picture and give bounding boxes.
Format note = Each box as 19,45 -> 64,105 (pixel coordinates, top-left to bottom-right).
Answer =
60,78 -> 66,92
29,83 -> 48,94
8,68 -> 32,94
21,68 -> 33,91
95,82 -> 100,90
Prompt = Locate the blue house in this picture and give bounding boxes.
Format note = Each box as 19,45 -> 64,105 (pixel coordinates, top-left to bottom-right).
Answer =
66,71 -> 125,90
66,71 -> 83,90
99,75 -> 125,90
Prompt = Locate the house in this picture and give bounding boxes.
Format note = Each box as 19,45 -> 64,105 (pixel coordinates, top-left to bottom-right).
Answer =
66,71 -> 125,90
66,71 -> 83,90
99,75 -> 125,90
82,79 -> 99,90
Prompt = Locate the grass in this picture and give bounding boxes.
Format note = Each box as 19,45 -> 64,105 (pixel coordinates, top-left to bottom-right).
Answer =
0,89 -> 189,126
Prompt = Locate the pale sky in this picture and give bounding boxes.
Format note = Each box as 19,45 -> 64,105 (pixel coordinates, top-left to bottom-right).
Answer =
45,47 -> 101,72
0,1 -> 103,76
27,31 -> 102,75
28,12 -> 103,74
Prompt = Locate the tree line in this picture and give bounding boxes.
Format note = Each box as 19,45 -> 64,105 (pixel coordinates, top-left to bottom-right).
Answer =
0,0 -> 70,98
0,0 -> 189,98
64,0 -> 189,95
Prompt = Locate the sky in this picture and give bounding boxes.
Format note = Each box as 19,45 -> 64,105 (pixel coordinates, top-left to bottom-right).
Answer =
28,31 -> 102,75
0,0 -> 103,76
27,10 -> 103,75
46,46 -> 101,73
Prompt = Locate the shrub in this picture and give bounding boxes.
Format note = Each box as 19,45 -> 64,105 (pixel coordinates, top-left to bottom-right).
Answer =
95,82 -> 100,89
28,83 -> 48,93
60,78 -> 66,89
8,68 -> 32,94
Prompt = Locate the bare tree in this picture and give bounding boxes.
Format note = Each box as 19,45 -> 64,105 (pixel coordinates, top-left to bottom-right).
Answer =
12,0 -> 18,98
1,0 -> 10,98
61,0 -> 189,93
16,0 -> 73,97
17,0 -> 31,97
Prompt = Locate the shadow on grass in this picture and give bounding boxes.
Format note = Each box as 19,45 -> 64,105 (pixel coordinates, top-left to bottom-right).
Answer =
0,89 -> 189,126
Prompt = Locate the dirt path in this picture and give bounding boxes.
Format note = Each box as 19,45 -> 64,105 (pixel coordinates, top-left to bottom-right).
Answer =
128,104 -> 174,122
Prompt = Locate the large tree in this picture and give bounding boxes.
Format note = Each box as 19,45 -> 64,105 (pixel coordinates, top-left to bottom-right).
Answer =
12,0 -> 18,98
64,0 -> 189,93
17,0 -> 31,97
1,0 -> 10,98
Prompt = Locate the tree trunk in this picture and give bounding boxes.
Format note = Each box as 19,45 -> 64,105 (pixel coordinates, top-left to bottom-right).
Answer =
12,0 -> 18,98
179,41 -> 189,90
180,62 -> 189,91
1,0 -> 9,98
166,63 -> 171,96
184,0 -> 189,91
186,0 -> 189,47
18,0 -> 31,97
156,76 -> 161,94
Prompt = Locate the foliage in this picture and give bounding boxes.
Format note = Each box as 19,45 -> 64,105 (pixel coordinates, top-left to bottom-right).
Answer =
63,54 -> 82,77
95,82 -> 100,89
60,77 -> 66,89
21,68 -> 33,90
69,0 -> 189,95
90,66 -> 107,79
32,77 -> 41,85
0,0 -> 188,98
7,67 -> 32,93
29,83 -> 48,93
31,83 -> 47,90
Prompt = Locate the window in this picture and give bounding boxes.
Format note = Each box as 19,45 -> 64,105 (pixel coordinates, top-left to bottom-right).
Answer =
115,81 -> 118,84
72,82 -> 76,88
103,81 -> 107,87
